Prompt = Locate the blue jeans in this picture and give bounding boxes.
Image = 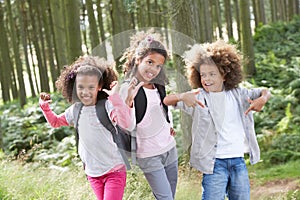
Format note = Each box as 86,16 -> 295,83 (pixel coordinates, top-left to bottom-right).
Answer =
201,157 -> 250,200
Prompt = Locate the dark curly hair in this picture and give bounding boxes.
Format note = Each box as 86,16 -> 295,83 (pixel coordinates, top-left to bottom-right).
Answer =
56,56 -> 118,103
120,30 -> 169,85
184,40 -> 243,90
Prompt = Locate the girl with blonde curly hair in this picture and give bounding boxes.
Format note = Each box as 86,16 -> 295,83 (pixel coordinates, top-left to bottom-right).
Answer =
39,55 -> 135,200
164,40 -> 271,200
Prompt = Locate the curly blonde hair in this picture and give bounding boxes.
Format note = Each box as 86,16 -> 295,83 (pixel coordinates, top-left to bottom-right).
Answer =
185,40 -> 243,90
120,30 -> 169,85
56,56 -> 118,103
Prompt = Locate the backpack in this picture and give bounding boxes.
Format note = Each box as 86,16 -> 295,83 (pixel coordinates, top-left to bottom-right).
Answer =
73,99 -> 136,170
73,84 -> 169,170
134,84 -> 170,124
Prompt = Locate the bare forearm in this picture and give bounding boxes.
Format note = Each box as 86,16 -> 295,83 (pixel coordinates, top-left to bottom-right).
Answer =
163,93 -> 181,106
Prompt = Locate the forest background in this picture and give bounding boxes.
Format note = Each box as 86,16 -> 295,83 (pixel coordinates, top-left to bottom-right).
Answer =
0,0 -> 299,199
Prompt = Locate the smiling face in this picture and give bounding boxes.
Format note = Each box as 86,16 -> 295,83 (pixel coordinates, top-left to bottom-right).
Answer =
200,64 -> 225,92
76,74 -> 101,106
135,52 -> 165,84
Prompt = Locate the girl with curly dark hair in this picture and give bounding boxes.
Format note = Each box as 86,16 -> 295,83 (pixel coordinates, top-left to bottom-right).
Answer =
119,30 -> 178,200
164,40 -> 271,200
39,55 -> 134,200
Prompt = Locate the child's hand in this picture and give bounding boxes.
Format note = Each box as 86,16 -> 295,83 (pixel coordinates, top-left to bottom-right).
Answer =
126,77 -> 144,107
40,92 -> 52,102
244,96 -> 267,115
39,92 -> 52,111
170,127 -> 176,136
181,89 -> 205,108
103,81 -> 119,96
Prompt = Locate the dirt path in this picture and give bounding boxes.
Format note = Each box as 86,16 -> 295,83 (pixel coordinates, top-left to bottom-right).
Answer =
251,178 -> 300,199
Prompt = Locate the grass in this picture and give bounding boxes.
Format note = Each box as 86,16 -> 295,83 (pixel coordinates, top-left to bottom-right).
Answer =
0,159 -> 299,200
0,160 -> 94,200
248,160 -> 300,185
248,160 -> 300,200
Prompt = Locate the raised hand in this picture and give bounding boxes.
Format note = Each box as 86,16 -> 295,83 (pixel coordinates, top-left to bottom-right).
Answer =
40,92 -> 52,102
181,89 -> 205,108
102,81 -> 119,96
244,96 -> 267,115
39,92 -> 52,111
125,77 -> 144,107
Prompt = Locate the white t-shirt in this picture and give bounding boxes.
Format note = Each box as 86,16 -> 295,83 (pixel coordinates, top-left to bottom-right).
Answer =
209,90 -> 249,158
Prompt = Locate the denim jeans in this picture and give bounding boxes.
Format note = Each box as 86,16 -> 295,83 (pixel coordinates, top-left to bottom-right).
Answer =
201,157 -> 250,200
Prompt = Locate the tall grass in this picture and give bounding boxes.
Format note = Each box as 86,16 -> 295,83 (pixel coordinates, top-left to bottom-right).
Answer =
1,159 -> 299,200
0,160 -> 201,200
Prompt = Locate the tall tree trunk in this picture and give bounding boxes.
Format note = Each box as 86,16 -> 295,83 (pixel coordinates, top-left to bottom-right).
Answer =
28,33 -> 40,93
18,0 -> 36,97
41,0 -> 57,92
224,0 -> 234,40
0,3 -> 12,102
204,0 -> 213,42
270,0 -> 277,22
189,0 -> 201,42
96,0 -> 107,59
252,0 -> 259,27
168,0 -> 195,153
257,0 -> 266,24
295,0 -> 300,15
287,0 -> 295,21
234,0 -> 241,41
6,0 -> 27,106
49,0 -> 68,72
86,0 -> 100,49
81,0 -> 89,54
239,0 -> 256,77
110,0 -> 133,71
28,0 -> 50,93
64,0 -> 82,63
214,0 -> 223,39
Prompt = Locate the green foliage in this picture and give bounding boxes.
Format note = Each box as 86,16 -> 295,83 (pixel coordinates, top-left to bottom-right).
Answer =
251,17 -> 300,166
264,133 -> 300,165
253,16 -> 300,60
0,94 -> 76,167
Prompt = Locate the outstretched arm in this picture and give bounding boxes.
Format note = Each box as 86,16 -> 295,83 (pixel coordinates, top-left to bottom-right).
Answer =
244,89 -> 271,115
39,93 -> 69,128
163,89 -> 205,108
103,81 -> 136,131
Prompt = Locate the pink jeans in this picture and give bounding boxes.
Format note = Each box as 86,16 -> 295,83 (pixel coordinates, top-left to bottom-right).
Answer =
87,170 -> 126,200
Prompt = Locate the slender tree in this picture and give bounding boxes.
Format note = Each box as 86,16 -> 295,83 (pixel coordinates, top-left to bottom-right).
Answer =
214,0 -> 223,39
64,0 -> 82,63
41,0 -> 57,91
239,0 -> 256,77
18,0 -> 36,97
81,0 -> 90,54
96,0 -> 107,58
257,0 -> 266,24
6,0 -> 27,106
234,0 -> 241,41
110,0 -> 133,71
0,2 -> 12,102
86,0 -> 100,49
224,0 -> 234,40
28,0 -> 50,93
49,0 -> 68,72
168,0 -> 195,152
